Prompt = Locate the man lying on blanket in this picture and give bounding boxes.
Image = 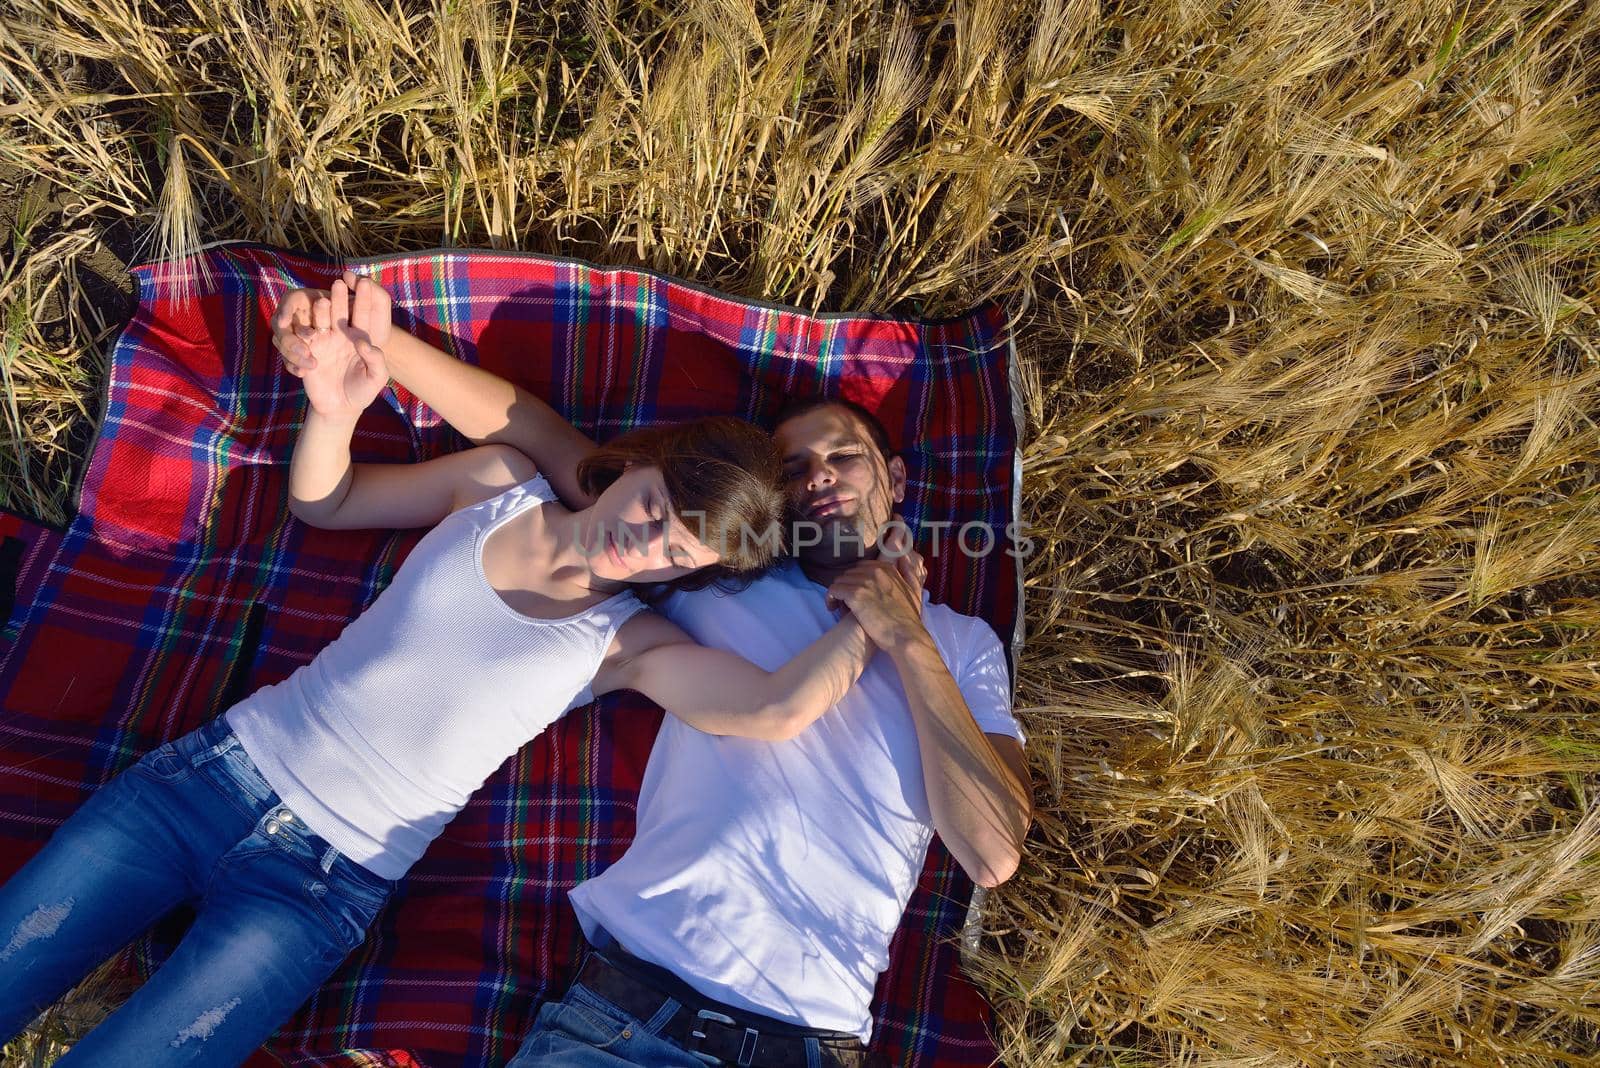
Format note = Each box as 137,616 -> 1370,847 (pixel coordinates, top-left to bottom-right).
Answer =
274,274 -> 1032,1068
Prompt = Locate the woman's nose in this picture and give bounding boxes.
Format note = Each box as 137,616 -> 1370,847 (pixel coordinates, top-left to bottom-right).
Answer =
616,520 -> 649,557
626,522 -> 666,560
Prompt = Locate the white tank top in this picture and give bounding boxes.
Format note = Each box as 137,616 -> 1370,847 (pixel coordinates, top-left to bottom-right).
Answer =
227,474 -> 647,879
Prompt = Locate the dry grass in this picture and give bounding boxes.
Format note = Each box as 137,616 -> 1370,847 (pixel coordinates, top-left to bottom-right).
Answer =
3,0 -> 1599,1064
0,959 -> 132,1066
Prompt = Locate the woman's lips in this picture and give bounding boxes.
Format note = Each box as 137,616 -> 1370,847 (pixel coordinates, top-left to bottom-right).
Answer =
605,531 -> 625,568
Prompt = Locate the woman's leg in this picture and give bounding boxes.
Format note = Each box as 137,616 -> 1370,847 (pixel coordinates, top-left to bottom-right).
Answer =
54,801 -> 393,1067
0,738 -> 212,1040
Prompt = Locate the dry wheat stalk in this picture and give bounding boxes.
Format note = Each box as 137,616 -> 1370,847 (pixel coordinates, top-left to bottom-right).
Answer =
3,0 -> 1599,1065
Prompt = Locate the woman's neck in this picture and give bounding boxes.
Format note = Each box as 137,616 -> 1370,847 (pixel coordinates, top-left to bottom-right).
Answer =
532,503 -> 629,598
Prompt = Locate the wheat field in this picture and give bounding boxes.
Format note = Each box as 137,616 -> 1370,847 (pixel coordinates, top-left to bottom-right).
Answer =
2,0 -> 1598,1064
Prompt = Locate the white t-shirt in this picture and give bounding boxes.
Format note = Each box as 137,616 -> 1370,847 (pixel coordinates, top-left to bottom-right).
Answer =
229,475 -> 646,879
567,557 -> 1022,1039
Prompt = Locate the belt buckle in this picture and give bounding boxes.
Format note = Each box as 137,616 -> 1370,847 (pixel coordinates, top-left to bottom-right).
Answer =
688,1007 -> 763,1066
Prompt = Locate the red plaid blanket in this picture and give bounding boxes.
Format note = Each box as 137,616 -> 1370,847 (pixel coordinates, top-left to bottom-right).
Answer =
0,243 -> 1019,1066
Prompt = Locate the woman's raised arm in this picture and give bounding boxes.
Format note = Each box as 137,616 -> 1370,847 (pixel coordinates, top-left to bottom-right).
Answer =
285,283 -> 539,530
274,272 -> 599,511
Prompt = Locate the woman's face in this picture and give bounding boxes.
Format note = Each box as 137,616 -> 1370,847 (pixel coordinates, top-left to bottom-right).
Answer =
580,463 -> 722,583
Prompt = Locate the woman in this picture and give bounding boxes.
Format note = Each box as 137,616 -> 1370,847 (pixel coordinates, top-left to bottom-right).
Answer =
0,276 -> 901,1065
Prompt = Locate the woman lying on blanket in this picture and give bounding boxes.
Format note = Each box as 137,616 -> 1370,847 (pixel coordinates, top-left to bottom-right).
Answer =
0,274 -> 922,1067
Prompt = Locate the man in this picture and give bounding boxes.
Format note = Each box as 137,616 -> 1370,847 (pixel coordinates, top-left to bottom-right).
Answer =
275,275 -> 1031,1067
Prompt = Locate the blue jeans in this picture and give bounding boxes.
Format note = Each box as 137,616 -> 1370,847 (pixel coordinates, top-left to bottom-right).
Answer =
507,981 -> 713,1067
0,716 -> 395,1066
508,934 -> 849,1068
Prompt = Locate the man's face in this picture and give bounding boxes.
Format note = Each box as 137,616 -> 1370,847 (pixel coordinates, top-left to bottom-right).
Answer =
774,405 -> 906,564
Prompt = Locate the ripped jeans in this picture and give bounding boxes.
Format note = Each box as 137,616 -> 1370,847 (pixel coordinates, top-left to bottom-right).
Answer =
0,715 -> 395,1066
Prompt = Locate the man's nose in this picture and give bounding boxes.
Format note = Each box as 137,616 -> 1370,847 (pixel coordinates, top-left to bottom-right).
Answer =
806,462 -> 836,492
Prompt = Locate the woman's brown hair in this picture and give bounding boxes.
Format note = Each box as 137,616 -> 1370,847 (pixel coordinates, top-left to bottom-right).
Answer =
575,416 -> 784,593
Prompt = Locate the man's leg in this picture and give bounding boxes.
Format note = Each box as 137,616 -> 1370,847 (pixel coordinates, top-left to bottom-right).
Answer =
509,983 -> 706,1068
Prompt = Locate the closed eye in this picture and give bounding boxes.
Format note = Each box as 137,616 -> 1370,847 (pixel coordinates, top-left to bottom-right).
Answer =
784,451 -> 861,478
649,495 -> 686,556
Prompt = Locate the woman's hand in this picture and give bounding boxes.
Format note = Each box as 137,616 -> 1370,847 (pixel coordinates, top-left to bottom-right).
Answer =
296,278 -> 389,422
274,270 -> 393,376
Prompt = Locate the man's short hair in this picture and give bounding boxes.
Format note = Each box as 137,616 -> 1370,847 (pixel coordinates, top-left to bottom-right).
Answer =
772,396 -> 897,460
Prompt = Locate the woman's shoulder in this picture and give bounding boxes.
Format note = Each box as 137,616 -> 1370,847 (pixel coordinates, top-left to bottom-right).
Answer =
611,605 -> 685,646
448,444 -> 546,513
481,444 -> 544,495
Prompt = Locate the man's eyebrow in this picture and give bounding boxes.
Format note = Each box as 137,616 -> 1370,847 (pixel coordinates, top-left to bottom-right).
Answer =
781,436 -> 861,464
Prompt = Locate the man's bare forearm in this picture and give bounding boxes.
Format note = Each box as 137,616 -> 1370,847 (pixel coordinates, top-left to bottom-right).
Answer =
887,634 -> 1031,887
382,330 -> 599,509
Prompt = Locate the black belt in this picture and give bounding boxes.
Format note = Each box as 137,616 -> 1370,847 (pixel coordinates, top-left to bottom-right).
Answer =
575,953 -> 884,1068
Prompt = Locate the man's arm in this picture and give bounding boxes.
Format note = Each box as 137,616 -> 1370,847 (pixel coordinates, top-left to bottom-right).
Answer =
828,562 -> 1032,888
882,636 -> 1031,887
273,273 -> 600,510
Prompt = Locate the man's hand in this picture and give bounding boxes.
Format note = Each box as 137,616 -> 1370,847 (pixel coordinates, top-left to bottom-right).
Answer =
274,270 -> 392,377
826,522 -> 928,652
296,279 -> 389,422
884,520 -> 927,594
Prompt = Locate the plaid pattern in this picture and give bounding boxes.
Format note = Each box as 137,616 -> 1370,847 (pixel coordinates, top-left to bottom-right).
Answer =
0,512 -> 61,647
0,243 -> 1019,1067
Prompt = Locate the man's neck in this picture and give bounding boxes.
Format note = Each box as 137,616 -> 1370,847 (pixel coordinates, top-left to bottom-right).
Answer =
796,547 -> 878,590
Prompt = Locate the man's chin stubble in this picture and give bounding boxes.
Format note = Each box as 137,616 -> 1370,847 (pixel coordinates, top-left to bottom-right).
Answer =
792,518 -> 876,564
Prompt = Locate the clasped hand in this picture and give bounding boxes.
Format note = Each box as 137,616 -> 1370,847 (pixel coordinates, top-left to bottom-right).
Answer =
825,524 -> 929,652
273,271 -> 393,422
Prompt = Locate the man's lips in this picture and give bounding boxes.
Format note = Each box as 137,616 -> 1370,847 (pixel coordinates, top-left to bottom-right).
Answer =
807,496 -> 853,518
